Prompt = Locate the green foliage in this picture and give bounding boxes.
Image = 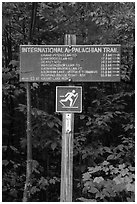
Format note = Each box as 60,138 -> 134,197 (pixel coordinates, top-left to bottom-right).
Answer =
79,162 -> 135,202
74,85 -> 134,202
17,104 -> 62,151
2,145 -> 25,201
2,145 -> 60,201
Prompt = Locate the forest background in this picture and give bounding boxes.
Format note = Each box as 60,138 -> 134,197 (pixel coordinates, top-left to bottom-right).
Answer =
2,2 -> 135,202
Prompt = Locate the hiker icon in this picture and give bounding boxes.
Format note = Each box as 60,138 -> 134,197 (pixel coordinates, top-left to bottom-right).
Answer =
59,90 -> 78,108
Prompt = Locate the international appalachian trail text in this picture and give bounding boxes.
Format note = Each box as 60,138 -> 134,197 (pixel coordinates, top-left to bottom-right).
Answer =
21,46 -> 119,54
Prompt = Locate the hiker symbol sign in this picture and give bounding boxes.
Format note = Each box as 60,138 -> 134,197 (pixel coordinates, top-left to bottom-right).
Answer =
56,86 -> 82,113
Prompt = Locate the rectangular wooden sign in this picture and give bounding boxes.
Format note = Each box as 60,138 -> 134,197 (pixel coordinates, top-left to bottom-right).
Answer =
20,45 -> 121,82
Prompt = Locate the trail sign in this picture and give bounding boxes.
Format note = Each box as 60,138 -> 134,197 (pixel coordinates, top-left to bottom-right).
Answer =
56,86 -> 82,113
20,45 -> 121,82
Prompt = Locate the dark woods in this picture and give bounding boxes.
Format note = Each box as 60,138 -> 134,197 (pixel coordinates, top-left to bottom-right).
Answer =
2,2 -> 135,202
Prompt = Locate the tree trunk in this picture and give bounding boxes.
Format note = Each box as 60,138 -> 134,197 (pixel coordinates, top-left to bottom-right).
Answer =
22,2 -> 37,202
22,82 -> 32,202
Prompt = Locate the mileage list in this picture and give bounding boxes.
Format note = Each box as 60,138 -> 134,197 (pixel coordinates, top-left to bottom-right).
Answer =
20,45 -> 121,82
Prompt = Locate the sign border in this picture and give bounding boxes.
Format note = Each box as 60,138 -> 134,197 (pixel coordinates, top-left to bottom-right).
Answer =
20,44 -> 121,47
56,86 -> 82,113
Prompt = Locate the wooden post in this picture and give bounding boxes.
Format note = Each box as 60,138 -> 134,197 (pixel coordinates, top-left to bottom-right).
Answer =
60,113 -> 74,202
60,34 -> 76,202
